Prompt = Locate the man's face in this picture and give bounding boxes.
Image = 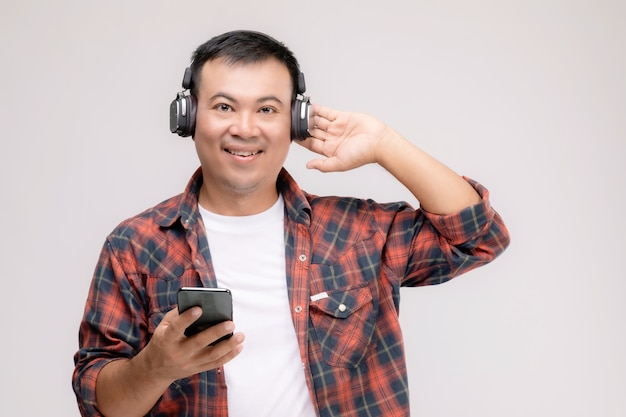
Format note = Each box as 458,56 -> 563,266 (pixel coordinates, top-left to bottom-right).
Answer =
193,57 -> 293,214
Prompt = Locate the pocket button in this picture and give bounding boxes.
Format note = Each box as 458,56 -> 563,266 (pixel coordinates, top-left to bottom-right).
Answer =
338,303 -> 347,312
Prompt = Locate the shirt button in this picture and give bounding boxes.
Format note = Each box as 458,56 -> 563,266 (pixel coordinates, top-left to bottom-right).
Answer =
295,305 -> 303,313
298,254 -> 307,262
338,304 -> 347,312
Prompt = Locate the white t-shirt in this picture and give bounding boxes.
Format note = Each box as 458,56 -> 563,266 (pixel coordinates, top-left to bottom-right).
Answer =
199,196 -> 317,417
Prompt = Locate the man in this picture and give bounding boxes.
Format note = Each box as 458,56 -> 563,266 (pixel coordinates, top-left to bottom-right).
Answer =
73,30 -> 510,417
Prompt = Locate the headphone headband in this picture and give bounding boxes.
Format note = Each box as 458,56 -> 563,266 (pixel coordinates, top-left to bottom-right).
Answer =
182,67 -> 193,90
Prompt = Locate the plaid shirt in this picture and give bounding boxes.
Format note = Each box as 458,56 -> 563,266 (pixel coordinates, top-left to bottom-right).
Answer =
73,167 -> 510,417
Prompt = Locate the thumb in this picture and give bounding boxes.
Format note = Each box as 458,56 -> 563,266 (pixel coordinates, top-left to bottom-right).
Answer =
306,158 -> 334,172
307,156 -> 350,173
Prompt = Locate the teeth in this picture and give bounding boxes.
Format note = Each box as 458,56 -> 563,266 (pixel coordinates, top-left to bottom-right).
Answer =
227,149 -> 259,157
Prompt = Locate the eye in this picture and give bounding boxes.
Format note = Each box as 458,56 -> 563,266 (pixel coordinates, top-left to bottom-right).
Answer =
215,103 -> 232,112
259,106 -> 275,115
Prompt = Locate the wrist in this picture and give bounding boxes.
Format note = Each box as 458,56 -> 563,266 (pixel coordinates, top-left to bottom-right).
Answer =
132,344 -> 175,387
375,127 -> 409,168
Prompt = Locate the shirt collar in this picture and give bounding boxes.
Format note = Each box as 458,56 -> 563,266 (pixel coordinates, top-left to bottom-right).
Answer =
155,167 -> 312,229
154,167 -> 203,229
278,168 -> 311,226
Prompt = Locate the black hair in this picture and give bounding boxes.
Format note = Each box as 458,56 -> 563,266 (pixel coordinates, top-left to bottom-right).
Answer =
189,30 -> 301,98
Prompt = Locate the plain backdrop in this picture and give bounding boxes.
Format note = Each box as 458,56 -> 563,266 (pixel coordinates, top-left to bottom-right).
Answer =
1,0 -> 624,416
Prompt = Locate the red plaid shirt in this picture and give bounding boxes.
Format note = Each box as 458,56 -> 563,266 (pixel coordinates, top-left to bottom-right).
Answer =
73,167 -> 510,416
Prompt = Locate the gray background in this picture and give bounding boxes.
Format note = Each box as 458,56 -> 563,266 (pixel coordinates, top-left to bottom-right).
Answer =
1,0 -> 624,415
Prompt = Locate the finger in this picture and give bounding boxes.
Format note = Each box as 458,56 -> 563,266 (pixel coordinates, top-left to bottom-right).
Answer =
311,115 -> 333,132
198,331 -> 245,368
306,157 -> 345,173
165,305 -> 202,336
311,104 -> 338,123
300,134 -> 330,157
190,321 -> 236,347
209,330 -> 244,353
306,127 -> 330,144
306,158 -> 326,171
218,332 -> 245,357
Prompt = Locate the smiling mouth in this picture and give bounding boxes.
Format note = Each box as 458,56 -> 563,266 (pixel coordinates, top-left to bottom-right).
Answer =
225,149 -> 262,157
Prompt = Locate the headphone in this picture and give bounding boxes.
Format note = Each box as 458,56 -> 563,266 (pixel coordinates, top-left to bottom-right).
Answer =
169,67 -> 311,140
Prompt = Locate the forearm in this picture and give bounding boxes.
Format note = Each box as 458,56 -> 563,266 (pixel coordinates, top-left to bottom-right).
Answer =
376,128 -> 480,214
96,352 -> 171,417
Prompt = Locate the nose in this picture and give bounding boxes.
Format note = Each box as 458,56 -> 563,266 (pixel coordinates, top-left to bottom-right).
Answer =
228,111 -> 259,139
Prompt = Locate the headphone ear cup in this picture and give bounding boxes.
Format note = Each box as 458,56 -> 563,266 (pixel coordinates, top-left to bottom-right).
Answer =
169,94 -> 197,137
291,96 -> 311,141
186,95 -> 197,137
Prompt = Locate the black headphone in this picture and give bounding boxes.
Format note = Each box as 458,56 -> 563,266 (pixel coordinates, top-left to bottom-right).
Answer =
169,67 -> 311,140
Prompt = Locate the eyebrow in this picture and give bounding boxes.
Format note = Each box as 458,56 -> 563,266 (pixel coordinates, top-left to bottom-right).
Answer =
209,92 -> 285,105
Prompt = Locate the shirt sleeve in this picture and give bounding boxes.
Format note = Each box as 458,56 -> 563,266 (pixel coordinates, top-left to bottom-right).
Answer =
72,238 -> 144,416
397,176 -> 510,287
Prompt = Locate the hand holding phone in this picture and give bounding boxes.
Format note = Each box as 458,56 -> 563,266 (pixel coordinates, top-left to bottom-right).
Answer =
177,287 -> 233,345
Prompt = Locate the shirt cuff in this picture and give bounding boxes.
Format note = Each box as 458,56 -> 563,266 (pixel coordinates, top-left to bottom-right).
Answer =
74,357 -> 119,417
420,176 -> 494,245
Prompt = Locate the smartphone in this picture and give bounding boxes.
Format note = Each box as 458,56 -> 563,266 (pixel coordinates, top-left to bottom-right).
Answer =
177,287 -> 233,344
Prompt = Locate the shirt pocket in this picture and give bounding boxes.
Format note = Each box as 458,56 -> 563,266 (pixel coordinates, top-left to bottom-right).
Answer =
309,283 -> 376,368
145,268 -> 203,335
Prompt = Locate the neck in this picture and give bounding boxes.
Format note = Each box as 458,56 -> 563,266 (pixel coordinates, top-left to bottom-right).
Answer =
198,182 -> 279,216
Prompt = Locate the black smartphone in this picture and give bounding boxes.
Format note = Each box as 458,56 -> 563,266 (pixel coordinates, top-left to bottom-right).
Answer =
177,287 -> 233,344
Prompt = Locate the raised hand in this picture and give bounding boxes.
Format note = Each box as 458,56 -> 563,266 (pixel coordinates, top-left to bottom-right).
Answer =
298,104 -> 392,173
